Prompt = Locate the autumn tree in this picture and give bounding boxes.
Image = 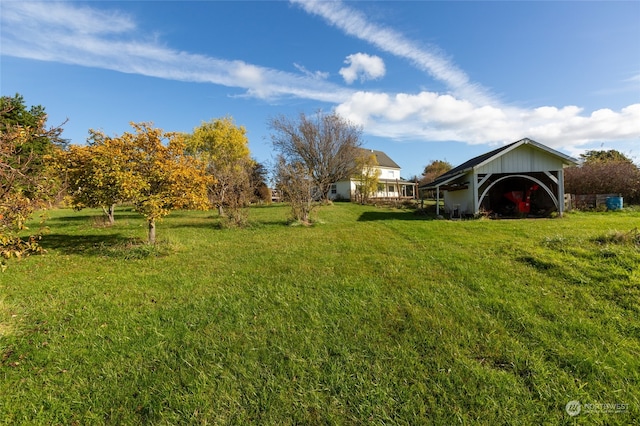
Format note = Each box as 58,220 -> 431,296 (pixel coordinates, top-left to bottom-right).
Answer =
56,130 -> 146,224
64,122 -> 209,243
421,160 -> 453,185
269,111 -> 363,201
565,150 -> 640,204
129,123 -> 211,243
353,151 -> 380,204
580,149 -> 634,164
0,95 -> 66,264
1,94 -> 68,163
185,117 -> 254,221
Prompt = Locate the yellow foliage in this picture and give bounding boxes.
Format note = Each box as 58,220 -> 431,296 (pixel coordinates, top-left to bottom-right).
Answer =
186,116 -> 250,166
56,122 -> 210,241
118,122 -> 211,222
184,117 -> 253,212
354,152 -> 380,203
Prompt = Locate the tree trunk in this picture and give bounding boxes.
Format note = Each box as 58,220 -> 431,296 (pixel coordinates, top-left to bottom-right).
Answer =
217,205 -> 225,216
320,185 -> 331,203
148,219 -> 156,245
102,204 -> 116,225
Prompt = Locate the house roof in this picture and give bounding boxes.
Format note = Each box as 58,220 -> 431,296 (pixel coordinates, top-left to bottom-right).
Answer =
420,138 -> 578,189
360,148 -> 401,169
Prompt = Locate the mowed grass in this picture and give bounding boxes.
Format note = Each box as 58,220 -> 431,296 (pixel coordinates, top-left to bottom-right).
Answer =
1,203 -> 638,424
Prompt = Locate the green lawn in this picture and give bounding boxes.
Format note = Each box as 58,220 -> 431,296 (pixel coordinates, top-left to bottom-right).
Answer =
1,203 -> 638,424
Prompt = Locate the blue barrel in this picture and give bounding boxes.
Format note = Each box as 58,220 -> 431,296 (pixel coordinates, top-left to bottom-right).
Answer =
606,196 -> 623,210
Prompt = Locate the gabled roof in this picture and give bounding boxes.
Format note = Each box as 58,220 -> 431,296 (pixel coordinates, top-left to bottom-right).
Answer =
420,138 -> 577,189
360,148 -> 401,169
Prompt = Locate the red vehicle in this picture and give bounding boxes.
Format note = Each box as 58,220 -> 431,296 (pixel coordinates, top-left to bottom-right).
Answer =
504,184 -> 539,214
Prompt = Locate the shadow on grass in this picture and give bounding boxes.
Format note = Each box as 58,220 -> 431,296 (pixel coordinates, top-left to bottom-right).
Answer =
40,233 -> 141,256
163,217 -> 290,229
47,214 -> 142,223
357,210 -> 435,222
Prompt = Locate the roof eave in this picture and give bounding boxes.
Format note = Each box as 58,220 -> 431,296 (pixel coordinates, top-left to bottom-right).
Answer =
419,171 -> 468,189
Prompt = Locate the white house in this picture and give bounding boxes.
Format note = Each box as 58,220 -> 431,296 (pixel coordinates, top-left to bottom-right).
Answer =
329,149 -> 416,201
420,138 -> 578,217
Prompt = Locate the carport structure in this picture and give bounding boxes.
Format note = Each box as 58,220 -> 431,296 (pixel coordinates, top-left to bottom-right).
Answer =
420,138 -> 578,218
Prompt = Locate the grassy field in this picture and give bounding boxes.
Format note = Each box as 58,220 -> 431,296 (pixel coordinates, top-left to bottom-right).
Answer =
1,203 -> 638,424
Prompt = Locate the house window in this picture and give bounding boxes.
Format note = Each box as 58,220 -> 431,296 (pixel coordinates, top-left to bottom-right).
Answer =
330,184 -> 337,194
377,183 -> 385,192
389,185 -> 395,193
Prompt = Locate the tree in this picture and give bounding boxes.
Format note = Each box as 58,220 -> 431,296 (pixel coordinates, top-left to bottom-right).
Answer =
185,117 -> 253,219
274,156 -> 316,224
249,160 -> 271,204
269,111 -> 363,201
64,122 -> 210,243
125,123 -> 211,243
0,94 -> 68,159
0,95 -> 65,265
421,160 -> 453,185
565,150 -> 640,204
580,149 -> 634,164
56,130 -> 147,224
353,152 -> 380,204
206,156 -> 255,227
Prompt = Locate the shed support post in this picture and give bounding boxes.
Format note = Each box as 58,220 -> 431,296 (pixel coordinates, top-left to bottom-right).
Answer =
473,174 -> 479,215
557,169 -> 565,217
475,173 -> 492,215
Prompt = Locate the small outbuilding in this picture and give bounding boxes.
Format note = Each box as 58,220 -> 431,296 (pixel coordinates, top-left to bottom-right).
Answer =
420,138 -> 578,218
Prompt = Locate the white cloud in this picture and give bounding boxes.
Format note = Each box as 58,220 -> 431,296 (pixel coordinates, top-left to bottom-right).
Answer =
1,2 -> 135,36
294,0 -> 639,155
335,90 -> 640,151
291,0 -> 493,105
2,1 -> 638,157
625,74 -> 640,84
293,63 -> 330,80
0,2 -> 352,103
339,53 -> 385,84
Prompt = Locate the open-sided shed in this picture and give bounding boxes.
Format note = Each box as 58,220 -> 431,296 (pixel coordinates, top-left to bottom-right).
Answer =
420,138 -> 578,218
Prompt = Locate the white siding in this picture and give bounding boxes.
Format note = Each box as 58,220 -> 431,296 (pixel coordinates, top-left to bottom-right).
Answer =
444,189 -> 473,215
329,163 -> 402,200
379,167 -> 400,179
476,145 -> 566,174
329,180 -> 352,200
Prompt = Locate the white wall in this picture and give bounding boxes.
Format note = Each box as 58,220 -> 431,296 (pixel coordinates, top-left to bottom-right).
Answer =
329,180 -> 353,200
476,145 -> 565,174
379,167 -> 400,180
444,189 -> 472,215
329,165 -> 403,200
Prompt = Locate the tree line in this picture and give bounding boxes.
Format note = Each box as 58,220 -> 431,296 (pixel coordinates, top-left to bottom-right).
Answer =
564,150 -> 640,205
1,95 -> 370,266
5,92 -> 636,266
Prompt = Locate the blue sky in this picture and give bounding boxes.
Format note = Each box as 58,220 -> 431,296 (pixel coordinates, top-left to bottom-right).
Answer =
2,1 -> 639,178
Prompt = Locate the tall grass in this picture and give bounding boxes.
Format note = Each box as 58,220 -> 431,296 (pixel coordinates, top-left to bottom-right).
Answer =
1,204 -> 638,424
